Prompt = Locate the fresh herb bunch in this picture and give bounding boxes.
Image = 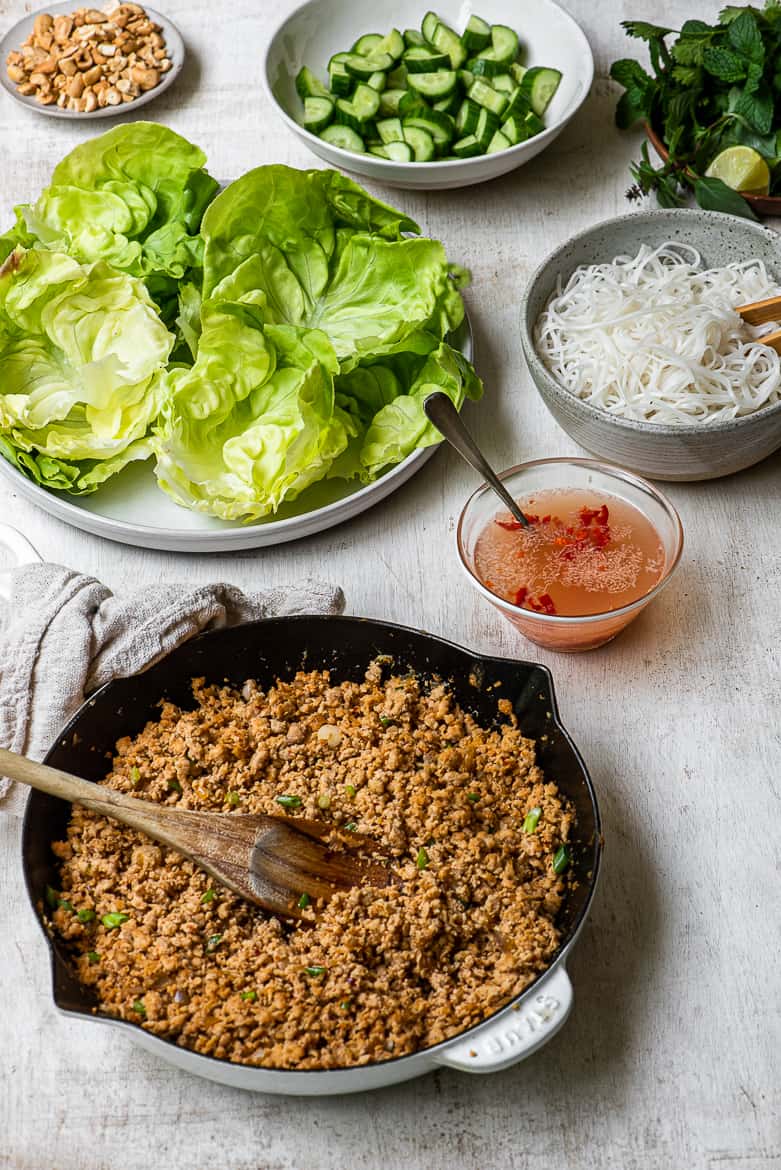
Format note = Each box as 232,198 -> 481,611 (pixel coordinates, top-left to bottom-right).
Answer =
610,3 -> 781,218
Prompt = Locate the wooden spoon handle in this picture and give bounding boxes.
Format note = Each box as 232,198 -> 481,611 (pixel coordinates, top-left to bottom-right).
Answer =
0,746 -> 189,847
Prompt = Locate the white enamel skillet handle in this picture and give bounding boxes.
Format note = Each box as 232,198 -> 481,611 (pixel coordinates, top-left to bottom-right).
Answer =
432,963 -> 573,1073
0,524 -> 42,601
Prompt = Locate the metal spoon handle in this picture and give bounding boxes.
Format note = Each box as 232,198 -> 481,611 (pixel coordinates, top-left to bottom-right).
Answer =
424,392 -> 528,527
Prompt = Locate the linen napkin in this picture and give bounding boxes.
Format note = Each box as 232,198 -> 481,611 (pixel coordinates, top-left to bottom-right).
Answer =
0,562 -> 344,816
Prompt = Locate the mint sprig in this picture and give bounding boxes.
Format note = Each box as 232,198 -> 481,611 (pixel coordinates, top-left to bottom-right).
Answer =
610,4 -> 781,216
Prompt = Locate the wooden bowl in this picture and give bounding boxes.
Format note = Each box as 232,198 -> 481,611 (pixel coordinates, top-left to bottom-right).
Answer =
645,122 -> 781,217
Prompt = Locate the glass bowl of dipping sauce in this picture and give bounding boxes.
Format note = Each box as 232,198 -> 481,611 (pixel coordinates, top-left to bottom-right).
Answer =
457,458 -> 684,652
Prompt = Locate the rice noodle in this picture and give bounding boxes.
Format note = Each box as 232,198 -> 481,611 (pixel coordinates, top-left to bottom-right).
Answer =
534,242 -> 781,424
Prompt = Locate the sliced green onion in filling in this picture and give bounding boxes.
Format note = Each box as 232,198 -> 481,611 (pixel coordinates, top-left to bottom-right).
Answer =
553,844 -> 571,874
523,807 -> 542,834
101,912 -> 128,930
276,794 -> 302,809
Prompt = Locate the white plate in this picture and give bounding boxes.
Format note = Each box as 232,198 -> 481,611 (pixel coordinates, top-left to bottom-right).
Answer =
0,316 -> 473,552
262,0 -> 594,191
0,3 -> 184,120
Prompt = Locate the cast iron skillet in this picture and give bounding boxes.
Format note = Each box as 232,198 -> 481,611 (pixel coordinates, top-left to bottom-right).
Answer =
21,616 -> 602,1085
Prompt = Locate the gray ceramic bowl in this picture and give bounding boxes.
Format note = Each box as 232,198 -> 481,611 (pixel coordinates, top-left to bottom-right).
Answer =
520,209 -> 781,482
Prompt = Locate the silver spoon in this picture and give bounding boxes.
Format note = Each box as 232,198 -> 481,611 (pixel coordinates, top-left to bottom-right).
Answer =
423,392 -> 529,527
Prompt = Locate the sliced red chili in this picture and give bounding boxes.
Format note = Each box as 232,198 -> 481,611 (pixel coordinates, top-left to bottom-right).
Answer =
537,593 -> 557,615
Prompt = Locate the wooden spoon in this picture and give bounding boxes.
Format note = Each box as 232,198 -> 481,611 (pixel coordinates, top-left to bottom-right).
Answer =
0,747 -> 392,919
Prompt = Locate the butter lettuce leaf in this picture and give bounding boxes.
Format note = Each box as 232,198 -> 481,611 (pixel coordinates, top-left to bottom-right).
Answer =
5,123 -> 218,322
358,343 -> 483,478
0,145 -> 482,516
201,165 -> 419,300
153,306 -> 355,521
153,163 -> 481,520
0,247 -> 173,492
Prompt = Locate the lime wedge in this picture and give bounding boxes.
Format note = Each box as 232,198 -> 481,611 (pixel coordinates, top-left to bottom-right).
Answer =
705,146 -> 770,196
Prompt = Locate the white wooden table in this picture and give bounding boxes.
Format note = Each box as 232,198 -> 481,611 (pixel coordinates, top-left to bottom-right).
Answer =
1,1 -> 779,1167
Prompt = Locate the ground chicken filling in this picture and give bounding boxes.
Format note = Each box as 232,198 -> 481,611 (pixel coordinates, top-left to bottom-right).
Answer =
49,664 -> 575,1070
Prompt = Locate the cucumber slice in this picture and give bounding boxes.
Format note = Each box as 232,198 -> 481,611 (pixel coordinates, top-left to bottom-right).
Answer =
320,124 -> 365,153
404,110 -> 454,147
379,87 -> 407,116
501,112 -> 527,144
398,89 -> 429,117
386,64 -> 408,87
452,134 -> 482,158
352,83 -> 381,120
459,68 -> 475,89
328,62 -> 353,96
370,144 -> 390,158
487,129 -> 511,153
461,14 -> 491,53
385,139 -> 414,162
504,86 -> 531,120
296,66 -> 329,101
344,52 -> 394,79
474,106 -> 499,148
455,99 -> 481,135
421,11 -> 439,44
468,78 -> 507,116
431,21 -> 467,69
519,66 -> 562,115
433,90 -> 461,115
522,109 -> 545,137
303,95 -> 334,133
335,98 -> 363,132
469,53 -> 505,78
352,33 -> 383,55
403,125 -> 436,161
492,73 -> 515,94
377,116 -> 404,144
407,69 -> 457,99
335,85 -> 379,131
510,62 -> 527,85
404,28 -> 426,48
403,45 -> 450,72
367,71 -> 387,92
379,28 -> 405,62
490,24 -> 520,65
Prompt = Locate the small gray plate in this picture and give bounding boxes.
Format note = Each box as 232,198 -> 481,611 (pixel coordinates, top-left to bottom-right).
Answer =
0,2 -> 184,120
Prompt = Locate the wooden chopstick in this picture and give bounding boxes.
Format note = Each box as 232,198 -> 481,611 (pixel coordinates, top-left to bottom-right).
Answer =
736,294 -> 781,326
758,328 -> 781,354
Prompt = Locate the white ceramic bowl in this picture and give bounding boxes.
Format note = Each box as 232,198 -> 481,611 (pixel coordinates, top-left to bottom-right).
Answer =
262,0 -> 594,190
